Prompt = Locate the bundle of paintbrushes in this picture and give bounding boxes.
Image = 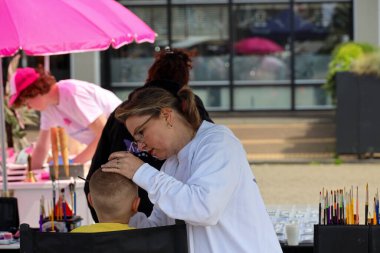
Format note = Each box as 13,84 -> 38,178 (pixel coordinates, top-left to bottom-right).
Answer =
51,127 -> 69,180
39,178 -> 82,232
319,184 -> 379,225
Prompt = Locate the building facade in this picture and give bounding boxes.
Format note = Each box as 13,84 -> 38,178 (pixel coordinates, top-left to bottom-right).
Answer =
102,0 -> 354,112
9,0 -> 380,113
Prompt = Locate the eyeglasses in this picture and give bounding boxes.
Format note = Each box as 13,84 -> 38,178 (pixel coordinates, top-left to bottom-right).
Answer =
133,114 -> 155,144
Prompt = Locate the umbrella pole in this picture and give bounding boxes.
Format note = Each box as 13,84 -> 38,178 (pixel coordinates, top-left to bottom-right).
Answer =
44,56 -> 50,72
0,59 -> 8,194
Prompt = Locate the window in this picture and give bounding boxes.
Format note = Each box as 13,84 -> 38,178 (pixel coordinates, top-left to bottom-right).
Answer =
106,0 -> 352,111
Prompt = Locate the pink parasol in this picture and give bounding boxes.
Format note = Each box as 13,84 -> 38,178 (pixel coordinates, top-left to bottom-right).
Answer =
0,0 -> 156,192
234,37 -> 283,55
0,0 -> 156,56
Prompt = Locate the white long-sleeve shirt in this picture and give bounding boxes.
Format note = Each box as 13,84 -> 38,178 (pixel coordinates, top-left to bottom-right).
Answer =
130,121 -> 282,253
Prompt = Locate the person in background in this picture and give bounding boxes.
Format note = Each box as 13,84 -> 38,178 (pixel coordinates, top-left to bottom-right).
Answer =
72,169 -> 139,233
101,86 -> 282,253
9,66 -> 121,169
85,48 -> 212,221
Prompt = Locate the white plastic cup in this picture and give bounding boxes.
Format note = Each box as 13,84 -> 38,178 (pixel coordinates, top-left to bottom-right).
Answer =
285,223 -> 300,246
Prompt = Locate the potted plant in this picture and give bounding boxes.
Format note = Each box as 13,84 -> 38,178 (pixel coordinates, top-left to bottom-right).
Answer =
326,43 -> 380,157
323,41 -> 377,103
351,51 -> 380,77
4,100 -> 38,152
4,55 -> 38,155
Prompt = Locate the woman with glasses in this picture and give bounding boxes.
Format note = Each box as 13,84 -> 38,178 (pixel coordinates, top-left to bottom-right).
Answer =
85,48 -> 212,222
101,86 -> 282,253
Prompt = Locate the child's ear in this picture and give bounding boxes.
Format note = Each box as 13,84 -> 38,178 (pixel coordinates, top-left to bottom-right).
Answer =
132,197 -> 140,213
87,193 -> 94,207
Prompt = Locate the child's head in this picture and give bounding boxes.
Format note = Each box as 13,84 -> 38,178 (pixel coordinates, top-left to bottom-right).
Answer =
9,66 -> 56,108
88,170 -> 140,224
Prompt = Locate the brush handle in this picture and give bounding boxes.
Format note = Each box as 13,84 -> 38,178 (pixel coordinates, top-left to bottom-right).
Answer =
39,214 -> 43,232
27,155 -> 32,172
63,201 -> 67,221
74,192 -> 77,216
58,127 -> 69,177
51,128 -> 59,180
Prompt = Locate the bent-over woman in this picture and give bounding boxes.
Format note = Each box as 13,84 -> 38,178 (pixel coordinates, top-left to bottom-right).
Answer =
101,86 -> 282,253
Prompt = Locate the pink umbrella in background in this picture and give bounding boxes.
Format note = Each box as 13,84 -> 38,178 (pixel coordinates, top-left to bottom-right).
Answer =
234,37 -> 283,55
0,0 -> 156,192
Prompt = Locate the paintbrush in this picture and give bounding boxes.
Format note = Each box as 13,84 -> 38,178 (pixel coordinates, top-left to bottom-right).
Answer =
58,127 -> 69,177
365,183 -> 368,225
69,177 -> 76,216
51,127 -> 59,180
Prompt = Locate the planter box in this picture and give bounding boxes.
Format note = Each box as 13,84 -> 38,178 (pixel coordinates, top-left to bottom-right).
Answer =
336,72 -> 380,156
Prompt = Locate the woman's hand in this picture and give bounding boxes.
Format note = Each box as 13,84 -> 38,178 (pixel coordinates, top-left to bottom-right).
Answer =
101,151 -> 144,179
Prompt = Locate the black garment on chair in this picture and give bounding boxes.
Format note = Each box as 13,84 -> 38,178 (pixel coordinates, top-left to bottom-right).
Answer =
0,197 -> 19,234
20,223 -> 188,253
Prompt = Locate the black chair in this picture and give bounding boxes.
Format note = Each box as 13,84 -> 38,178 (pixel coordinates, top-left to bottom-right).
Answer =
314,225 -> 369,253
20,223 -> 188,253
315,225 -> 380,253
370,226 -> 380,253
0,197 -> 20,234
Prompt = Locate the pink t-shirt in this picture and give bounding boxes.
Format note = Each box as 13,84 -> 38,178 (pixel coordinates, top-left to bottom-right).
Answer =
41,80 -> 121,144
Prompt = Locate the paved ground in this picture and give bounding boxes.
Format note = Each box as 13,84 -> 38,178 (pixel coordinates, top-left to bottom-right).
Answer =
212,112 -> 337,163
253,163 -> 380,223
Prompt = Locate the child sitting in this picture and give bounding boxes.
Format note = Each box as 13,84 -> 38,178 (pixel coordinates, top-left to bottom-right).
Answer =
71,169 -> 140,232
